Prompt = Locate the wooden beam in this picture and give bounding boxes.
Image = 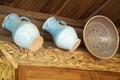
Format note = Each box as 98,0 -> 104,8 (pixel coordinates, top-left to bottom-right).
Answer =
13,0 -> 50,12
0,5 -> 85,27
84,0 -> 111,21
55,0 -> 69,15
17,65 -> 120,80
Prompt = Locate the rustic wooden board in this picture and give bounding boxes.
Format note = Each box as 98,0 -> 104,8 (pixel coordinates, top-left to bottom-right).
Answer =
17,65 -> 120,80
1,0 -> 120,26
97,0 -> 120,24
0,5 -> 85,27
13,0 -> 49,12
56,0 -> 107,19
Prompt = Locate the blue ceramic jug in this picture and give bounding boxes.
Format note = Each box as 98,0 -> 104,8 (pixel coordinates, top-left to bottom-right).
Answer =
42,17 -> 81,51
2,13 -> 43,51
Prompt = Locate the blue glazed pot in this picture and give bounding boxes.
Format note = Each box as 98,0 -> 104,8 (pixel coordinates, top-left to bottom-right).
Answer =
2,13 -> 43,51
42,17 -> 81,51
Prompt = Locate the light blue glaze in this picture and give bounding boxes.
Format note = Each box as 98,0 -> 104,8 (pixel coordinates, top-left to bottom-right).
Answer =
2,13 -> 21,32
12,22 -> 29,40
42,17 -> 67,41
2,13 -> 30,40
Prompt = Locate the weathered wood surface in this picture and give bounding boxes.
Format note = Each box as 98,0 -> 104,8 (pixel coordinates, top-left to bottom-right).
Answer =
0,0 -> 107,19
0,51 -> 15,80
0,36 -> 120,73
0,5 -> 85,27
17,65 -> 120,80
1,0 -> 120,26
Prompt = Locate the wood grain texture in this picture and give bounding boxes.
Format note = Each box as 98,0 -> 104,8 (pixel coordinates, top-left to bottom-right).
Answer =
96,0 -> 120,26
1,0 -> 120,26
41,0 -> 66,14
17,65 -> 96,80
56,0 -> 107,19
13,0 -> 49,12
0,0 -> 14,6
17,65 -> 120,80
0,5 -> 85,27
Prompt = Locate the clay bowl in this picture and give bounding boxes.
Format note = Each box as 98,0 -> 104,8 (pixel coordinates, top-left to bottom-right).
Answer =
83,15 -> 119,59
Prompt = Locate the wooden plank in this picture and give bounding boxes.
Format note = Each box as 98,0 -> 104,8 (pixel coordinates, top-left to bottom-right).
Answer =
56,0 -> 106,19
25,78 -> 57,80
55,0 -> 69,15
82,0 -> 109,20
95,71 -> 120,80
17,65 -> 120,80
41,0 -> 65,14
0,5 -> 85,27
1,36 -> 120,73
17,65 -> 96,80
17,65 -> 25,80
0,0 -> 14,6
96,0 -> 120,26
13,0 -> 49,12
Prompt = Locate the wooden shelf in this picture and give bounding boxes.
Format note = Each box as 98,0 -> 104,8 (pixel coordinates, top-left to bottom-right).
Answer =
16,65 -> 120,80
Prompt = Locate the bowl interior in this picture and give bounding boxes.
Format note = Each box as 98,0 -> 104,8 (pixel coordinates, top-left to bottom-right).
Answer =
83,15 -> 119,59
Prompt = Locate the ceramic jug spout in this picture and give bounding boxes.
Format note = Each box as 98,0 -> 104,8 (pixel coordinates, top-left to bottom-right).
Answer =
2,13 -> 21,32
42,17 -> 60,35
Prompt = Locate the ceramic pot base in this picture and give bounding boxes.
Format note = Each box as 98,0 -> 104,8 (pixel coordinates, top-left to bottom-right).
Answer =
29,36 -> 43,51
70,39 -> 81,52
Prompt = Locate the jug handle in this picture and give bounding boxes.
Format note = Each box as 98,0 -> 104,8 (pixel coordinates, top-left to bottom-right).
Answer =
19,16 -> 31,22
57,21 -> 66,26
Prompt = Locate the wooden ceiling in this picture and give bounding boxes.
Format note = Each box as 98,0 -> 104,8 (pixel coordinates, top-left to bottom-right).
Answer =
0,0 -> 120,26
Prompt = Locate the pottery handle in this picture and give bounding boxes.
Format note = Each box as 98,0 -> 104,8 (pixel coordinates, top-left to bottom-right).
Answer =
19,17 -> 31,22
57,21 -> 66,26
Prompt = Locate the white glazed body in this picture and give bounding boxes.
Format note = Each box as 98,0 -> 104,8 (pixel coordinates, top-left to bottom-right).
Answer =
55,27 -> 80,51
14,23 -> 40,48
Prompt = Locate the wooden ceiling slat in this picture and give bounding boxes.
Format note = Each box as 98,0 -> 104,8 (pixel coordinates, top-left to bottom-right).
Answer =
56,0 -> 107,19
0,0 -> 14,6
41,0 -> 65,14
0,5 -> 85,27
96,0 -> 120,26
13,0 -> 49,12
55,0 -> 69,15
80,0 -> 108,20
0,0 -> 120,26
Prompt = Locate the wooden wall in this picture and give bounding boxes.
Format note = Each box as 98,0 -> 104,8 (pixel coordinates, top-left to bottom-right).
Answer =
0,0 -> 120,26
